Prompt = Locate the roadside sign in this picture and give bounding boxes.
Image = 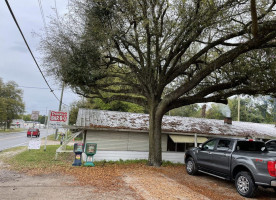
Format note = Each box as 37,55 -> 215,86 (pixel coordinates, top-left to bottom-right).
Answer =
48,110 -> 69,129
31,111 -> 40,120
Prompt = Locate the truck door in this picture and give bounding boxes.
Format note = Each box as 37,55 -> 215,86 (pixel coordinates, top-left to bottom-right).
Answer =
211,139 -> 232,177
197,139 -> 217,171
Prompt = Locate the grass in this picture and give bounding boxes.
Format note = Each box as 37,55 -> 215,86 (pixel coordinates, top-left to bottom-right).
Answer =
3,145 -> 180,173
0,146 -> 26,155
47,134 -> 56,141
4,145 -> 73,171
47,131 -> 82,141
0,128 -> 25,133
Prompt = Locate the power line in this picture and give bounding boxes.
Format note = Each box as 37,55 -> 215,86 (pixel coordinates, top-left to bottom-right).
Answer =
38,0 -> 48,35
19,86 -> 61,90
5,0 -> 60,101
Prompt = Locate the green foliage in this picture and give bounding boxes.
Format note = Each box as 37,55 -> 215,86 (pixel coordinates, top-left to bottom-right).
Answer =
0,128 -> 24,133
228,97 -> 275,123
206,104 -> 226,120
41,0 -> 276,166
0,78 -> 25,129
38,115 -> 47,124
22,114 -> 31,122
204,96 -> 275,123
90,99 -> 145,113
69,98 -> 145,125
169,104 -> 201,118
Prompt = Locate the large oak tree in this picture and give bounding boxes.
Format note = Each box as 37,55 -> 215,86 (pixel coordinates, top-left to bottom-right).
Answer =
42,0 -> 276,166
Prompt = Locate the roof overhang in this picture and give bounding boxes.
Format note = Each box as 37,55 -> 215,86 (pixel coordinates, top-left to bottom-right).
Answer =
169,135 -> 208,143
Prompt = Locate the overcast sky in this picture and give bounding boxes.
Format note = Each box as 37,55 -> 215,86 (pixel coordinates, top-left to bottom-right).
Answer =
0,0 -> 80,116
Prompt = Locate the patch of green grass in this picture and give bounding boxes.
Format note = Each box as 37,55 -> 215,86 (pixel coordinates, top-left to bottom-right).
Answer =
0,128 -> 25,133
161,160 -> 182,167
3,146 -> 180,171
47,131 -> 82,141
5,145 -> 73,170
47,134 -> 56,141
0,146 -> 26,153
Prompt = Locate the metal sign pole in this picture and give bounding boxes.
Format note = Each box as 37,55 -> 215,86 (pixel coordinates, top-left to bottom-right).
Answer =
44,110 -> 50,151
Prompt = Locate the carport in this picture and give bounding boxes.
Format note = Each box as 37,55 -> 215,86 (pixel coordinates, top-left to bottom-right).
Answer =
167,135 -> 208,152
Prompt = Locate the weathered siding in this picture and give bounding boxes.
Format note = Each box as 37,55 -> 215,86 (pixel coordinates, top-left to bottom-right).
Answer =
86,130 -> 168,151
86,131 -> 128,150
82,151 -> 185,164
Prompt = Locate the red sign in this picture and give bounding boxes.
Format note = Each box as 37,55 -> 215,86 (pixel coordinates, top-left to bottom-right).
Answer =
50,111 -> 68,122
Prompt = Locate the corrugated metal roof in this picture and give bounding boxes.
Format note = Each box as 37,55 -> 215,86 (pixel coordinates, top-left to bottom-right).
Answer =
76,109 -> 276,139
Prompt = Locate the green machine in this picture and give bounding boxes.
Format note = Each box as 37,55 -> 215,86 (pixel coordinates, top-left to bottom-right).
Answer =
84,143 -> 97,167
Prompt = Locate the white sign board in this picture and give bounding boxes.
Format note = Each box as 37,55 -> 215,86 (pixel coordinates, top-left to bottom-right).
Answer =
31,111 -> 40,120
48,110 -> 69,129
28,139 -> 41,150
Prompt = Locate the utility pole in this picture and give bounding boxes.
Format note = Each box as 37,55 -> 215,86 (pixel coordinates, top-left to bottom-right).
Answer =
44,107 -> 47,128
55,82 -> 65,139
237,96 -> 241,121
273,98 -> 276,127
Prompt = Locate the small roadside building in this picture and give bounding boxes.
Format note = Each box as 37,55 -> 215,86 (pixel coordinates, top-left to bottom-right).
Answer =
76,109 -> 276,163
11,119 -> 25,129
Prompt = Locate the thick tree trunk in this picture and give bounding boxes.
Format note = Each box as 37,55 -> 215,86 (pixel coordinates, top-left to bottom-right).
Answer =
148,102 -> 163,167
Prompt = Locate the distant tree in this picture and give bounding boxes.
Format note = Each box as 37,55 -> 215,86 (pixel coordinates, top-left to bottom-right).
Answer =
69,98 -> 145,125
229,96 -> 275,123
69,100 -> 93,125
38,115 -> 47,125
0,78 -> 25,129
169,104 -> 201,118
41,1 -> 276,166
206,104 -> 225,120
22,114 -> 31,122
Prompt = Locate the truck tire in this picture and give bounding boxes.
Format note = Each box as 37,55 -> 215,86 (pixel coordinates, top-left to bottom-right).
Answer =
235,171 -> 257,198
186,157 -> 198,175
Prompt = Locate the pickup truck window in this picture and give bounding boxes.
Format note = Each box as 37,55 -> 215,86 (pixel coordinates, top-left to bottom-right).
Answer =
217,139 -> 231,151
236,141 -> 265,151
266,140 -> 276,151
202,139 -> 216,150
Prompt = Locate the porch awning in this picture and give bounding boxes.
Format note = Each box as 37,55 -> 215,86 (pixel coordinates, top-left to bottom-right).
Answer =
169,135 -> 208,143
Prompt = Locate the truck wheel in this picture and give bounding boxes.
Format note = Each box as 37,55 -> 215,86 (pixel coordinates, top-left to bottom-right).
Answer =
186,157 -> 198,175
235,171 -> 257,198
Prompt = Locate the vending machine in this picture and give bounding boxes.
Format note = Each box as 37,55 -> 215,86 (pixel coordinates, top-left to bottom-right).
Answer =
72,143 -> 84,166
84,143 -> 97,167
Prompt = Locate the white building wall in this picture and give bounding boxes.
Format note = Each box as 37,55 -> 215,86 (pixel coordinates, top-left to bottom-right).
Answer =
86,130 -> 168,152
83,150 -> 185,164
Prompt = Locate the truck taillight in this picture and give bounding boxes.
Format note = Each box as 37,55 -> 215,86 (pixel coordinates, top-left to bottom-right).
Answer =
267,161 -> 276,177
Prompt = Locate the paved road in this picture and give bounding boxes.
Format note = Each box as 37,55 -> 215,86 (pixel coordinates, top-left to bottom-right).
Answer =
0,129 -> 55,151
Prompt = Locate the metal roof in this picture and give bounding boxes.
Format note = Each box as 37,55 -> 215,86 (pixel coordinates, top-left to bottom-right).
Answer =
76,109 -> 276,139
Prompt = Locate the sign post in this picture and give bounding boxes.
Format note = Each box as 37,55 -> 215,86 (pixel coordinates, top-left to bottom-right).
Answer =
44,110 -> 69,151
31,111 -> 39,121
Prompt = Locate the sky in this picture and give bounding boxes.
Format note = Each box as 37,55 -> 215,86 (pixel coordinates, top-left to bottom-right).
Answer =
0,0 -> 80,116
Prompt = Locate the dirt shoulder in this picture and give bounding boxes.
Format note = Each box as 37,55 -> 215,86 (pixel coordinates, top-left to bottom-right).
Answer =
0,150 -> 275,200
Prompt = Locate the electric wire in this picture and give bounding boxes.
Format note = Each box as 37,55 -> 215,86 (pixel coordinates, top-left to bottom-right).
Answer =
38,0 -> 48,36
4,0 -> 59,102
18,86 -> 61,90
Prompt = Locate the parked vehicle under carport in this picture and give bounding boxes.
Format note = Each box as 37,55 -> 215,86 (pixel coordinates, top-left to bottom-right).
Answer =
185,138 -> 276,198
